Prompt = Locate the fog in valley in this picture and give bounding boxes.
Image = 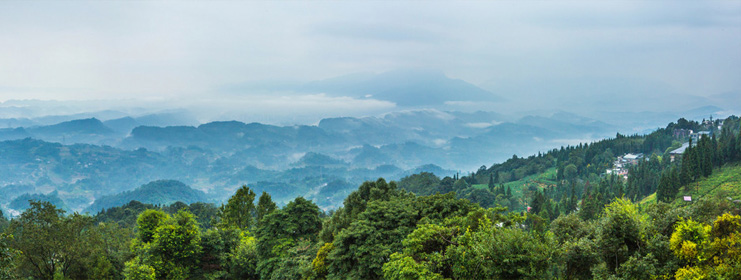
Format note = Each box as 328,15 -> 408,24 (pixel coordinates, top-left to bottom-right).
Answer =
1,1 -> 739,211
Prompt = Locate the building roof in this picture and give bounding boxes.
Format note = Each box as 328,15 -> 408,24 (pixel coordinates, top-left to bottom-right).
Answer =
670,142 -> 691,155
624,153 -> 643,160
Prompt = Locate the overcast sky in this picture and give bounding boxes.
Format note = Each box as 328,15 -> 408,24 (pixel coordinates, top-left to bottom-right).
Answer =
1,1 -> 739,105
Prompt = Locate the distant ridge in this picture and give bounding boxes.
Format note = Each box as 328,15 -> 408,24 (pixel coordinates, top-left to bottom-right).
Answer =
86,180 -> 207,213
29,118 -> 113,135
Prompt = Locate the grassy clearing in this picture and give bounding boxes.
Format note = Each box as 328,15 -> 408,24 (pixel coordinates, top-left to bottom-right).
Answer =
504,168 -> 558,197
675,164 -> 741,202
641,164 -> 741,205
639,193 -> 656,204
471,168 -> 558,198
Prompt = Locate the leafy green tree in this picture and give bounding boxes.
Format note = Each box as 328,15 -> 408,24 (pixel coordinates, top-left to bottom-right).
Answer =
452,178 -> 468,193
256,191 -> 276,222
318,179 -> 399,243
382,252 -> 444,280
123,257 -> 156,280
565,163 -> 578,182
399,172 -> 442,196
669,213 -> 741,279
326,194 -> 418,279
136,209 -> 168,244
447,217 -> 554,279
312,242 -> 333,279
559,237 -> 599,280
221,185 -> 256,230
256,197 -> 322,279
596,198 -> 646,273
226,231 -> 259,279
149,210 -> 202,279
0,209 -> 8,232
0,233 -> 17,280
6,201 -> 100,280
270,239 -> 320,280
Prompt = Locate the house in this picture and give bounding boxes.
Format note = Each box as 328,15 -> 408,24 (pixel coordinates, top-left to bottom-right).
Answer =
623,153 -> 644,165
673,128 -> 692,139
690,131 -> 711,142
605,153 -> 642,178
669,142 -> 694,162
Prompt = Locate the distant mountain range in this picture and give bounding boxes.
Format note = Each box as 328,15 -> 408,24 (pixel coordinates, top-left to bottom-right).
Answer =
0,69 -> 736,215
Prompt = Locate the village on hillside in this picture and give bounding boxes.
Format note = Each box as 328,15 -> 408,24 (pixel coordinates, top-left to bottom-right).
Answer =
607,117 -> 721,179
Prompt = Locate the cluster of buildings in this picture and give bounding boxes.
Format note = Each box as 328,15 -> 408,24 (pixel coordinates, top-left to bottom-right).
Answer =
606,153 -> 644,179
668,130 -> 711,162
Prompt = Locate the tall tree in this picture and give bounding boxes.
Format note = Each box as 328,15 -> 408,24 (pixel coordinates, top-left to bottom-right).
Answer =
256,191 -> 277,223
150,210 -> 203,279
222,185 -> 256,230
256,197 -> 322,279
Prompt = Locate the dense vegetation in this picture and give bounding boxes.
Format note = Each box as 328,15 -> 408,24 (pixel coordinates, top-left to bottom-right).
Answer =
1,116 -> 740,279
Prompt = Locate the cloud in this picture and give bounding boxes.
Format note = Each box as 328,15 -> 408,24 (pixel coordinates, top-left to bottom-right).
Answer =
183,94 -> 396,124
0,0 -> 738,111
313,22 -> 440,43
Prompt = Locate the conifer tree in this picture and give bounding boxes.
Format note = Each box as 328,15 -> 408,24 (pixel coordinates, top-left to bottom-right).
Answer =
488,173 -> 495,192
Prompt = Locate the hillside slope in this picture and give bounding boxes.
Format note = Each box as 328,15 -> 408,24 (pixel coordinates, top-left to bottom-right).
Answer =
87,180 -> 208,213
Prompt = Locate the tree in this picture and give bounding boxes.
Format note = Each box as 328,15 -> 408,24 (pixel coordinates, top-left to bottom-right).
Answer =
6,201 -> 99,279
222,185 -> 256,230
565,164 -> 578,182
0,233 -> 16,280
150,211 -> 202,279
447,219 -> 554,279
488,173 -> 495,192
136,209 -> 168,243
382,252 -> 444,280
123,258 -> 156,280
256,191 -> 277,223
596,199 -> 646,273
256,197 -> 322,279
326,194 -> 419,279
0,209 -> 8,232
669,214 -> 741,279
225,231 -> 259,279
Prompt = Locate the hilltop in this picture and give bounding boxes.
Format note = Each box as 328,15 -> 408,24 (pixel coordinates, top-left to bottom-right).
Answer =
87,180 -> 208,213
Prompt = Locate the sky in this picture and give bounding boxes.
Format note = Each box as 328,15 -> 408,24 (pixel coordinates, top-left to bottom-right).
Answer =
0,1 -> 739,118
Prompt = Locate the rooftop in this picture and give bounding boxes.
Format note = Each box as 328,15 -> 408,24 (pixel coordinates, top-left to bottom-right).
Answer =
670,142 -> 691,154
624,153 -> 643,160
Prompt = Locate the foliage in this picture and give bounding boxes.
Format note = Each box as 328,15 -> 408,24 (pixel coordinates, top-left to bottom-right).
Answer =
6,201 -> 127,279
256,191 -> 277,223
382,252 -> 444,280
221,185 -> 256,230
123,257 -> 156,280
0,233 -> 17,280
596,198 -> 647,272
448,220 -> 555,279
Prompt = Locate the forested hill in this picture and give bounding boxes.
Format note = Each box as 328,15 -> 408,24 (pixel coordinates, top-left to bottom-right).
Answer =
1,116 -> 740,279
86,180 -> 208,213
396,116 -> 739,216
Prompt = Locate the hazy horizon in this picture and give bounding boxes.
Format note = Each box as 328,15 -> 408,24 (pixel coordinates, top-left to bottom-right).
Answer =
1,1 -> 739,121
